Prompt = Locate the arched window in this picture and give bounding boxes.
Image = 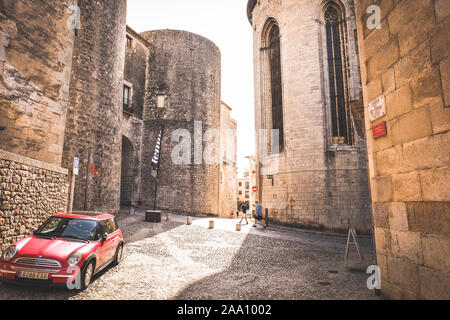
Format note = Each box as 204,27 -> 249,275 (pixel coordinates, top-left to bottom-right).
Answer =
264,21 -> 285,153
325,3 -> 352,145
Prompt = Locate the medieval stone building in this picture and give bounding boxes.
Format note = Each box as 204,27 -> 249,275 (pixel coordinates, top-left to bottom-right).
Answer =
0,0 -> 237,255
247,0 -> 372,234
248,0 -> 449,299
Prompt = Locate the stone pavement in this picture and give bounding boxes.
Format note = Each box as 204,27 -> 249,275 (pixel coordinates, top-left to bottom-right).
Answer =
0,208 -> 380,300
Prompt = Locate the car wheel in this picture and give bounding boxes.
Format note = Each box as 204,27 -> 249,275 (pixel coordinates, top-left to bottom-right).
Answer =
80,261 -> 95,291
112,243 -> 124,266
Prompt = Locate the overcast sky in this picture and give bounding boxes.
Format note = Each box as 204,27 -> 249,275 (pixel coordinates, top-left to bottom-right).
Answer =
127,0 -> 255,175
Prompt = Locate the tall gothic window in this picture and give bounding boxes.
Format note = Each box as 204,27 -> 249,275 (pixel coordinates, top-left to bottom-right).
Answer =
325,4 -> 352,145
265,22 -> 285,153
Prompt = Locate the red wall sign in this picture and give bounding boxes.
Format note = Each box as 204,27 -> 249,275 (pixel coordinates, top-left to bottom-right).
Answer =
373,122 -> 387,139
252,186 -> 258,193
89,164 -> 101,175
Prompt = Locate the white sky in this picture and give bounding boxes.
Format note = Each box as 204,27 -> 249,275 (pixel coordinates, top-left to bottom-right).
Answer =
126,0 -> 255,175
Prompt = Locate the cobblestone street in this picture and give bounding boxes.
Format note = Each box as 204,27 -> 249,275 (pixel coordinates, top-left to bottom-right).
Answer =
0,209 -> 379,300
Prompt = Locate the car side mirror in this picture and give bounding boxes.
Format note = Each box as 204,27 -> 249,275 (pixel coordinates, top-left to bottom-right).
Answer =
101,233 -> 108,243
32,227 -> 38,235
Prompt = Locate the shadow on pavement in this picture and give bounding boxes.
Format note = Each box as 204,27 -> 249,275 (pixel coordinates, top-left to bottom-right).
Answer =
173,227 -> 377,300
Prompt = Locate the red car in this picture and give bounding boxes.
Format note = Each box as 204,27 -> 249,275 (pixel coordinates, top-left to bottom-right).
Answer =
0,213 -> 124,290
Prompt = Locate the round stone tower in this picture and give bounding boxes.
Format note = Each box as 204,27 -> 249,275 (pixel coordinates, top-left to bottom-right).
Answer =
62,0 -> 127,214
140,30 -> 222,216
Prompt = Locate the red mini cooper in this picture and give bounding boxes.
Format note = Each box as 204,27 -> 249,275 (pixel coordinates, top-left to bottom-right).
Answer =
0,213 -> 124,290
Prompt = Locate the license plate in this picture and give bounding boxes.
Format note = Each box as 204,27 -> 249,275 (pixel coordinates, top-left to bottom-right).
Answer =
20,271 -> 49,280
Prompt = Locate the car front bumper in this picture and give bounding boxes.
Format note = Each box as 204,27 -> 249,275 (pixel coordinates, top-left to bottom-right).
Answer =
0,261 -> 79,286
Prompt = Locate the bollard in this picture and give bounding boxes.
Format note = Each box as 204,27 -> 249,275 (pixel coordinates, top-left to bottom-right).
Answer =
166,213 -> 172,221
236,223 -> 241,232
187,217 -> 192,225
209,220 -> 214,229
129,207 -> 135,215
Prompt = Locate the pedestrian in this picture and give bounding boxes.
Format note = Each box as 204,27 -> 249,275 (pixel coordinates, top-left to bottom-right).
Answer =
254,201 -> 266,229
239,204 -> 248,225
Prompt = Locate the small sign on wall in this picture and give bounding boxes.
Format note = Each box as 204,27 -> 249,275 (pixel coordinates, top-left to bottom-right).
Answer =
373,122 -> 387,139
368,95 -> 386,122
73,157 -> 79,176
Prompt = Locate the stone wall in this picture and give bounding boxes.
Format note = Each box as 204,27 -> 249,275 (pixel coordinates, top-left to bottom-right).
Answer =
248,0 -> 372,233
120,26 -> 147,206
355,0 -> 450,299
0,0 -> 75,165
62,0 -> 127,214
124,26 -> 148,120
139,30 -> 222,216
219,102 -> 237,217
0,150 -> 69,256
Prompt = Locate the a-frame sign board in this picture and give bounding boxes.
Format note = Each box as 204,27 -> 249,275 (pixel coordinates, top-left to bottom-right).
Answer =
344,228 -> 365,263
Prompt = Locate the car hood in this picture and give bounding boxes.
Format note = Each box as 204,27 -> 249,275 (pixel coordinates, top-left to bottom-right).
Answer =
16,237 -> 89,262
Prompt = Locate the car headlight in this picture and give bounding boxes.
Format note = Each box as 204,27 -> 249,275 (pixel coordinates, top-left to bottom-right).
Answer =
3,246 -> 17,261
67,252 -> 82,266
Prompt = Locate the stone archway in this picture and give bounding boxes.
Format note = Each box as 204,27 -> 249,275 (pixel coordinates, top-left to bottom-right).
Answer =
121,136 -> 135,205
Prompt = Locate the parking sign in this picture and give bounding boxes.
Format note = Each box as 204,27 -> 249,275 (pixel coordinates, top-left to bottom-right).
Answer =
73,157 -> 79,175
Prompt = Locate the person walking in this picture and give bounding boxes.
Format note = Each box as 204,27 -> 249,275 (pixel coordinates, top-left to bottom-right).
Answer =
254,201 -> 266,229
239,204 -> 249,225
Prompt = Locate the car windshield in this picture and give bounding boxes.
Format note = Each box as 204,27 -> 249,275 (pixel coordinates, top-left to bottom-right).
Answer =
35,217 -> 98,241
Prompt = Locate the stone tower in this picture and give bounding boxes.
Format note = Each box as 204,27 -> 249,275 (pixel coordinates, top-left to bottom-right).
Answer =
140,30 -> 222,216
247,0 -> 372,233
62,0 -> 127,214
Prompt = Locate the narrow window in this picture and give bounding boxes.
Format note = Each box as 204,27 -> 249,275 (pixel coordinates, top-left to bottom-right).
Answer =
123,85 -> 131,110
267,24 -> 285,152
325,4 -> 352,145
126,35 -> 133,48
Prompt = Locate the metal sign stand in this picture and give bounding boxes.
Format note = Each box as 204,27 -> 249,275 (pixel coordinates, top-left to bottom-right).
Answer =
344,228 -> 364,263
68,157 -> 79,214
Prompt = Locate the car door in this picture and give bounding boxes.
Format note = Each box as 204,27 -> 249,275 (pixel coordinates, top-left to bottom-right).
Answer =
105,218 -> 121,261
96,220 -> 113,268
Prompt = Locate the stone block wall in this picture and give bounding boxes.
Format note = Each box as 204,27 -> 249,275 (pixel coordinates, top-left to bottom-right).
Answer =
120,26 -> 148,206
124,26 -> 148,120
355,0 -> 450,299
0,150 -> 69,256
248,0 -> 372,233
219,102 -> 237,217
62,0 -> 127,214
140,30 -> 222,216
0,0 -> 76,165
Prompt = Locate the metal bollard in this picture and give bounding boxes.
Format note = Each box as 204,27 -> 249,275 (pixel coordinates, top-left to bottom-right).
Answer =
236,223 -> 241,232
209,220 -> 214,229
166,213 -> 172,221
187,217 -> 192,225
